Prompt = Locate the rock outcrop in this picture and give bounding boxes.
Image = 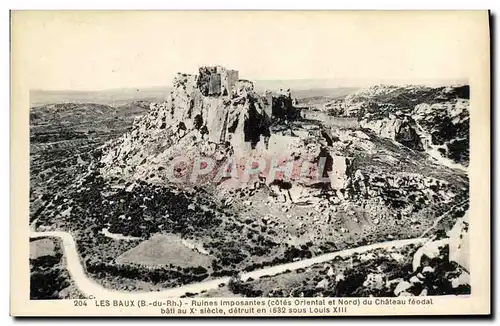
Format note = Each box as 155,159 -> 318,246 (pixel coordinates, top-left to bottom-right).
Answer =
412,210 -> 469,272
100,66 -> 308,185
447,211 -> 470,271
329,155 -> 351,199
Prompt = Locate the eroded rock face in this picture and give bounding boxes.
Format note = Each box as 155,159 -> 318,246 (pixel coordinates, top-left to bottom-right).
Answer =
342,85 -> 469,168
359,115 -> 423,151
413,100 -> 470,167
412,238 -> 449,272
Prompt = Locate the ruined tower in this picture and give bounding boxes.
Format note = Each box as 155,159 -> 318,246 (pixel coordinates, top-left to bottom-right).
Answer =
197,65 -> 239,96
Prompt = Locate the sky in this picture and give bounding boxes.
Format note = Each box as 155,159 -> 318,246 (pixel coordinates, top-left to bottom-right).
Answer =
12,11 -> 485,91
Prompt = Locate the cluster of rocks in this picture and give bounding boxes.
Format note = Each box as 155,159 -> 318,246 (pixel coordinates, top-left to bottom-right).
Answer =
366,211 -> 470,297
300,210 -> 470,298
362,258 -> 469,297
352,170 -> 458,207
322,100 -> 346,116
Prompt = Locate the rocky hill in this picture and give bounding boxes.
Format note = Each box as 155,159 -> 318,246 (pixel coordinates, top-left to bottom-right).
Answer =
95,65 -> 467,258
99,66 -> 302,184
29,100 -> 149,230
338,85 -> 470,169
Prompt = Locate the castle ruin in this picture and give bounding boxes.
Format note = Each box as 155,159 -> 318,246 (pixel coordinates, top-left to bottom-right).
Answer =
197,66 -> 240,96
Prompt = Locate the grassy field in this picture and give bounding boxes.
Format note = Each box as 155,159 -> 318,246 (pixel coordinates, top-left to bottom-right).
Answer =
30,238 -> 57,259
116,234 -> 213,268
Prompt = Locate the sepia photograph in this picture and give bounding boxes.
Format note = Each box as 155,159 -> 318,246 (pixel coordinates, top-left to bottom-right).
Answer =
10,10 -> 490,316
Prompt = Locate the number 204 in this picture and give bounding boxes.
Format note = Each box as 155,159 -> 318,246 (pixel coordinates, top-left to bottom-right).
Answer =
73,300 -> 87,307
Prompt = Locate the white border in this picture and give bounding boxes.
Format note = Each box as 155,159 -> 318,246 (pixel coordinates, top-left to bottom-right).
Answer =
4,1 -> 497,325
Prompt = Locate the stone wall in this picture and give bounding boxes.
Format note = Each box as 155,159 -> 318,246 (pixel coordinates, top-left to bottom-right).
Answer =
235,79 -> 254,96
198,66 -> 239,96
220,68 -> 239,96
208,73 -> 221,95
271,94 -> 300,120
264,91 -> 273,119
197,66 -> 218,96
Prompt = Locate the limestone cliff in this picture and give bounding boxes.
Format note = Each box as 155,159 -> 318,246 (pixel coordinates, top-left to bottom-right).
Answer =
99,66 -> 306,183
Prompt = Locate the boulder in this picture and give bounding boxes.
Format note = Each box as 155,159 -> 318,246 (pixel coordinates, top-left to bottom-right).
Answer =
451,271 -> 470,288
422,266 -> 435,274
329,155 -> 351,191
409,276 -> 422,284
412,238 -> 449,271
363,273 -> 385,290
448,211 -> 470,271
394,281 -> 412,296
315,278 -> 329,289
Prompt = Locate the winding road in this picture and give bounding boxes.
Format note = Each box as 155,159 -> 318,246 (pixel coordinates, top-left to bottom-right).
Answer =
30,230 -> 428,298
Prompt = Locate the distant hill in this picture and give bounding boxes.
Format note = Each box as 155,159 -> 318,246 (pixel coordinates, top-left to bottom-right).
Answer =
31,75 -> 368,108
289,87 -> 359,100
31,85 -> 358,107
30,101 -> 149,125
30,87 -> 171,107
253,80 -> 359,99
31,77 -> 466,107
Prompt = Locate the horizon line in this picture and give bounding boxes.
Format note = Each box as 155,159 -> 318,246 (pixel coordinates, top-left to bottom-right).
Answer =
30,78 -> 469,93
